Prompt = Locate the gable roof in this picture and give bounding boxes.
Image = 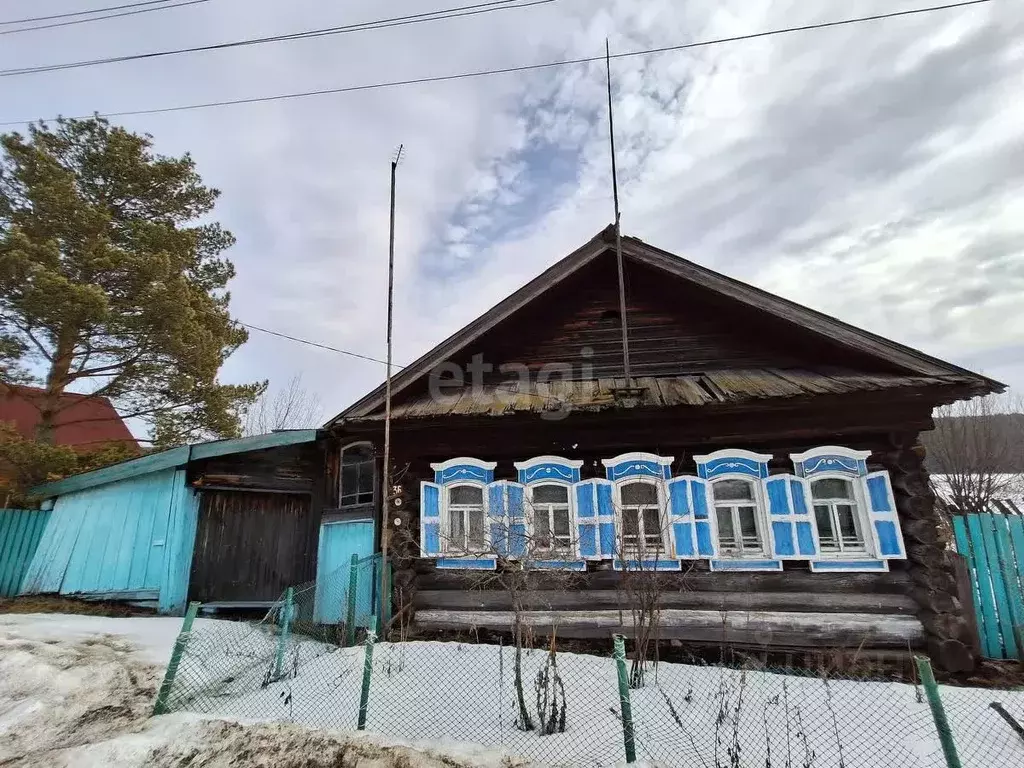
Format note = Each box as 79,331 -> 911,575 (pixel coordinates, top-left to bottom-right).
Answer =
329,225 -> 1001,423
0,384 -> 138,449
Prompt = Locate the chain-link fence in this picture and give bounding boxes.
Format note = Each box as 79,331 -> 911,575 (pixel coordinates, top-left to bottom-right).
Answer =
154,578 -> 1024,766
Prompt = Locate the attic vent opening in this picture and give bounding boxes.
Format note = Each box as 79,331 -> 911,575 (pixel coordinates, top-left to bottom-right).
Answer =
600,309 -> 621,322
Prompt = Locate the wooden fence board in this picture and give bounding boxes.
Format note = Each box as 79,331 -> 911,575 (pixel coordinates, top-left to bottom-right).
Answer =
978,513 -> 1018,658
963,515 -> 1002,658
993,514 -> 1024,651
0,509 -> 51,598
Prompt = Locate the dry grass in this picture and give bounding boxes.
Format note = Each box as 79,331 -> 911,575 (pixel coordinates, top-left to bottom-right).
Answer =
0,595 -> 156,617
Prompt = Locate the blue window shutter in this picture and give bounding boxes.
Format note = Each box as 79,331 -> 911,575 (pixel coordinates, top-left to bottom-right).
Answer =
667,476 -> 697,558
863,471 -> 905,558
487,482 -> 508,556
420,481 -> 442,557
507,482 -> 527,558
596,479 -> 616,558
789,476 -> 818,557
690,478 -> 715,557
763,474 -> 817,559
574,480 -> 600,559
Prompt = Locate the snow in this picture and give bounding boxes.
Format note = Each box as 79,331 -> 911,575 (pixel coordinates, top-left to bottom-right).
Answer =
2,613 -> 1023,767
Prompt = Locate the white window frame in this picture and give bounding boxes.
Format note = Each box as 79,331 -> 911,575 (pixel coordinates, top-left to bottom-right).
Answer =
442,481 -> 488,555
808,472 -> 871,558
709,474 -> 769,559
339,440 -> 375,512
526,480 -> 576,558
613,477 -> 670,559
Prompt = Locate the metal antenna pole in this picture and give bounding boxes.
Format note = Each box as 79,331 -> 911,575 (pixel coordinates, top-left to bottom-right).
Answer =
606,39 -> 631,384
380,144 -> 402,633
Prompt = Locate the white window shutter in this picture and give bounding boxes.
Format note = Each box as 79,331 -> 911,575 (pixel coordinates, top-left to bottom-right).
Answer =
667,476 -> 698,558
420,481 -> 442,557
862,471 -> 906,558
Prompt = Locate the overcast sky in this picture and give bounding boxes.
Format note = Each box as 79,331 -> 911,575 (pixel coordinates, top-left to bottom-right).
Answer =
3,0 -> 1022,431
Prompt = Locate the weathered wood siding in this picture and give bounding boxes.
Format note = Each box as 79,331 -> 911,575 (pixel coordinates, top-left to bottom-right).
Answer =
189,490 -> 319,602
189,442 -> 322,494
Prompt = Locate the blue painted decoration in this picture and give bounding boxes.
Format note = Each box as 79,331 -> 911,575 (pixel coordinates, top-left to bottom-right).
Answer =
667,477 -> 699,558
613,558 -> 682,571
515,456 -> 582,484
697,456 -> 769,480
575,480 -> 600,559
431,458 -> 496,486
0,509 -> 51,598
809,560 -> 888,572
601,453 -> 673,482
709,559 -> 783,571
864,472 -> 905,558
437,558 -> 496,570
420,482 -> 442,557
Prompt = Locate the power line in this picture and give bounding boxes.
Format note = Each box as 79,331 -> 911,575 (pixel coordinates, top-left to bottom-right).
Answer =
0,0 -> 991,125
0,0 -> 172,26
235,321 -> 403,368
0,0 -> 207,36
1,0 -> 553,77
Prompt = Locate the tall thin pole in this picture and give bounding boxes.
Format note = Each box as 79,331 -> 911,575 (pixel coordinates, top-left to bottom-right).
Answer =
380,144 -> 402,632
606,40 -> 631,384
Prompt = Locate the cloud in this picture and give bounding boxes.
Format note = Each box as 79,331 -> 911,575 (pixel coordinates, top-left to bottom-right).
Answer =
2,0 -> 1022,426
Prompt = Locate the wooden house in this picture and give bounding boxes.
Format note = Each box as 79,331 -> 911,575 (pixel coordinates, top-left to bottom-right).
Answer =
326,225 -> 1000,671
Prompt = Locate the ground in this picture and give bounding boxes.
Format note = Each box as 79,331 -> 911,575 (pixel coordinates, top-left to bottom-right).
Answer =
0,612 -> 526,767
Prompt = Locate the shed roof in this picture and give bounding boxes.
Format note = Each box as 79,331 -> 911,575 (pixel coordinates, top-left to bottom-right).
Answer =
330,226 -> 1001,423
30,429 -> 319,499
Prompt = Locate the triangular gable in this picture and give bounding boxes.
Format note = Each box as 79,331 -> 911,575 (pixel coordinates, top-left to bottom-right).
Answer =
330,225 -> 1000,422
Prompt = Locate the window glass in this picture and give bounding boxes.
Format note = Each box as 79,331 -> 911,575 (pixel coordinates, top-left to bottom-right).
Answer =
621,482 -> 657,506
623,509 -> 640,536
534,484 -> 569,504
738,507 -> 759,546
340,444 -> 375,507
450,486 -> 483,505
714,479 -> 754,501
811,478 -> 854,500
552,511 -> 571,538
467,510 -> 485,549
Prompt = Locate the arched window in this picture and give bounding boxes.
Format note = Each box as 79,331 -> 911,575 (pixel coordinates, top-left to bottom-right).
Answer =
531,483 -> 572,553
447,484 -> 486,552
711,478 -> 764,555
811,477 -> 866,553
619,480 -> 664,555
340,443 -> 375,510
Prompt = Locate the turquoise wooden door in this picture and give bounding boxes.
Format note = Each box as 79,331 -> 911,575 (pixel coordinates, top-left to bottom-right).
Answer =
314,520 -> 375,625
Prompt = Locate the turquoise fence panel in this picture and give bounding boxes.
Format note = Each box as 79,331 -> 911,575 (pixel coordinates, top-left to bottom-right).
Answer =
314,520 -> 375,625
955,512 -> 1024,660
0,509 -> 51,597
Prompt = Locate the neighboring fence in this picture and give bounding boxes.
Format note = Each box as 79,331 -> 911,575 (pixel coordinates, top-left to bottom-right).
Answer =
0,508 -> 51,598
153,597 -> 1024,766
953,513 -> 1024,660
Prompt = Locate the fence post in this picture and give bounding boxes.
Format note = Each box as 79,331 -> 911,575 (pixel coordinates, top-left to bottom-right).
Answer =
153,601 -> 200,715
346,553 -> 359,647
273,587 -> 295,681
915,656 -> 962,768
357,626 -> 376,730
613,634 -> 637,763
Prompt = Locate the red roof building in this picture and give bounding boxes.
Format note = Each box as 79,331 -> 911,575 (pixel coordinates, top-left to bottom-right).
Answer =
0,385 -> 138,449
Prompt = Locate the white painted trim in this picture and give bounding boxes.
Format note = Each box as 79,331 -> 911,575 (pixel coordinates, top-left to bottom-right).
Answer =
524,479 -> 578,560
708,474 -> 771,559
805,472 -> 873,559
600,452 -> 674,468
439,479 -> 490,556
430,457 -> 498,472
693,448 -> 773,465
513,455 -> 584,470
789,446 -> 871,463
611,476 -> 672,559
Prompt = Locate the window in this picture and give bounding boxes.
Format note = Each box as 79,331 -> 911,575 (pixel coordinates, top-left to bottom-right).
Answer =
712,478 -> 764,556
532,484 -> 572,553
340,443 -> 375,508
811,478 -> 866,553
619,481 -> 664,555
447,485 -> 486,552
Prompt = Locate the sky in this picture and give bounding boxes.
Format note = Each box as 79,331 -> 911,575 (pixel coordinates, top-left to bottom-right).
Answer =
2,0 -> 1022,433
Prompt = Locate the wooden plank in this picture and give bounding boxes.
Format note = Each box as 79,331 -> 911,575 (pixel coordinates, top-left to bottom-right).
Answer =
964,515 -> 1003,658
992,514 -> 1024,657
30,446 -> 190,499
414,609 -> 924,648
413,588 -> 919,614
979,513 -> 1019,658
953,516 -> 988,656
1009,516 -> 1024,588
190,430 -> 318,461
953,553 -> 982,657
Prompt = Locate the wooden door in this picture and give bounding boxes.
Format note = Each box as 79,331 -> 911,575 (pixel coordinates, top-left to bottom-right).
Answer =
189,490 -> 318,603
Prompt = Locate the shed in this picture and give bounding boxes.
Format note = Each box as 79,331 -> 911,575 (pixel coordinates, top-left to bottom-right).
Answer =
21,430 -> 325,614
